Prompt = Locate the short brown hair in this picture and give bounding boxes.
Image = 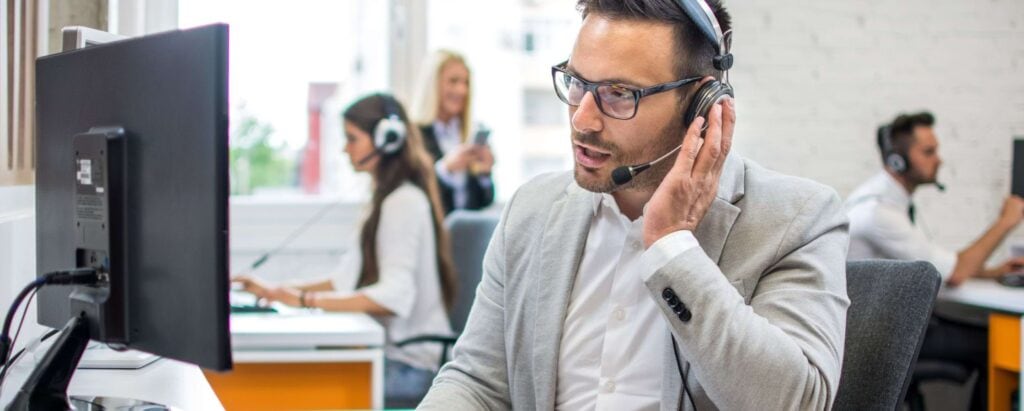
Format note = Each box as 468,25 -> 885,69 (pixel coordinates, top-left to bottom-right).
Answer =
576,0 -> 731,80
877,111 -> 935,159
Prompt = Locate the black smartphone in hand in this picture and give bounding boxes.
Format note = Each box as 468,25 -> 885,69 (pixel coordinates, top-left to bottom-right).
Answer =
473,128 -> 491,146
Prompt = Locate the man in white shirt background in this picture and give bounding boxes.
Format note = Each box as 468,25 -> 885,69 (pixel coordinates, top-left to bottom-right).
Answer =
845,111 -> 1024,410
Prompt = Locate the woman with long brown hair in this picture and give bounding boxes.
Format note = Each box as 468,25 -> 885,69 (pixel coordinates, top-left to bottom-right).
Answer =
233,93 -> 456,407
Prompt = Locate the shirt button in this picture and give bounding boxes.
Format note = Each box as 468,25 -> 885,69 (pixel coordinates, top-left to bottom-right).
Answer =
613,307 -> 626,321
602,380 -> 616,393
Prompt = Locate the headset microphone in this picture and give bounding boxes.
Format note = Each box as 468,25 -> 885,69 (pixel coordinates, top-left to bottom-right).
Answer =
935,182 -> 946,192
611,145 -> 683,186
356,132 -> 400,166
356,149 -> 380,166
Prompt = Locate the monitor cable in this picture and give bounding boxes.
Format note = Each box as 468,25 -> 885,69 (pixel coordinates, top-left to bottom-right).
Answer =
672,336 -> 698,411
0,268 -> 100,389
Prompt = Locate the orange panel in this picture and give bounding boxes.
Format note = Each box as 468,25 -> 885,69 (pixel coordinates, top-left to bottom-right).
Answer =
988,314 -> 1021,411
990,314 -> 1021,372
204,362 -> 373,411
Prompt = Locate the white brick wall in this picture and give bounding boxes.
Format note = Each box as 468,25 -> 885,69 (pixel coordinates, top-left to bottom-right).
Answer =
0,186 -> 43,354
727,1 -> 1024,260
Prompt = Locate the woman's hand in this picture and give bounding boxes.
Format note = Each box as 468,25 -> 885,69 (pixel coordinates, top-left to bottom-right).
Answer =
231,274 -> 302,307
442,144 -> 476,173
231,274 -> 273,298
472,145 -> 495,175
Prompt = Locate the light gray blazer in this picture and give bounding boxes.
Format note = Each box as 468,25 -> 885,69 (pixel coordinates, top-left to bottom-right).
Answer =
419,154 -> 850,411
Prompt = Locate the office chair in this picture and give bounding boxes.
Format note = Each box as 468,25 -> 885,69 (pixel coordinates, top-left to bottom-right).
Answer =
833,260 -> 941,411
394,210 -> 500,368
905,359 -> 973,411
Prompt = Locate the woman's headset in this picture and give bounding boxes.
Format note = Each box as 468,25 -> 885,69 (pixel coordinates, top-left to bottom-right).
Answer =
677,0 -> 735,128
373,94 -> 407,157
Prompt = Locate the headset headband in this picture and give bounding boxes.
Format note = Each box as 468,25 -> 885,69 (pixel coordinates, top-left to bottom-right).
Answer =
676,0 -> 733,71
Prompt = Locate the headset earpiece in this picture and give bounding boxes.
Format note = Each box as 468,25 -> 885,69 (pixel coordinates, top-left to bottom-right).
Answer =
373,96 -> 407,156
683,79 -> 734,130
878,124 -> 910,174
885,152 -> 908,174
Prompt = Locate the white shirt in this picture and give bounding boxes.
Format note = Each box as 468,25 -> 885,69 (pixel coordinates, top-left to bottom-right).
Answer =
845,171 -> 956,280
433,118 -> 470,209
432,118 -> 492,210
330,183 -> 452,371
555,193 -> 699,411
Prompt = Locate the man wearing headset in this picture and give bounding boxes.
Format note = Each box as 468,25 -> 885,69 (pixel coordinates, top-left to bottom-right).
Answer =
846,112 -> 1024,285
845,111 -> 1024,410
419,1 -> 849,409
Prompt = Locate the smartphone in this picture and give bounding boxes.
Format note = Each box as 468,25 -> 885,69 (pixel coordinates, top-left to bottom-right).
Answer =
473,128 -> 491,146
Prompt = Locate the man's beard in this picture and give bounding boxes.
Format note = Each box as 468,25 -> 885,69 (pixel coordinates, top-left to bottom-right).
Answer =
572,116 -> 685,193
907,163 -> 938,186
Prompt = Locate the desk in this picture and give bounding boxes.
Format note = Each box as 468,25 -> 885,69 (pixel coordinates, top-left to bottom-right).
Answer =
204,309 -> 386,410
938,280 -> 1024,411
1,356 -> 223,409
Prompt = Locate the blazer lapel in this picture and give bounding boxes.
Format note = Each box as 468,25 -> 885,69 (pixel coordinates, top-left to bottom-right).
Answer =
531,183 -> 592,410
693,154 -> 744,263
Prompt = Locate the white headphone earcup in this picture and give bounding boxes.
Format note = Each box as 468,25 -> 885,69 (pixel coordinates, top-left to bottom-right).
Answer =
374,115 -> 407,155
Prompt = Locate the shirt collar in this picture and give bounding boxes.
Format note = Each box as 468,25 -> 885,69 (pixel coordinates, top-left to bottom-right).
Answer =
876,171 -> 913,208
433,117 -> 462,140
590,192 -> 644,223
590,192 -> 608,215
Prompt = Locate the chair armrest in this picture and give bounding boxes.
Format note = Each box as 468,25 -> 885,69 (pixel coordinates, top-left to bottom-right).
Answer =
394,334 -> 458,348
393,334 -> 460,369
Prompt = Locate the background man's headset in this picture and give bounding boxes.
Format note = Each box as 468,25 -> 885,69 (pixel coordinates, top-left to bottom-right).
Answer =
610,0 -> 736,186
876,120 -> 945,191
877,124 -> 908,174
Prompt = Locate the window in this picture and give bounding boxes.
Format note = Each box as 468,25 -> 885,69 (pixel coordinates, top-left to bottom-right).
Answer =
179,0 -> 391,200
1,0 -> 40,187
426,0 -> 581,199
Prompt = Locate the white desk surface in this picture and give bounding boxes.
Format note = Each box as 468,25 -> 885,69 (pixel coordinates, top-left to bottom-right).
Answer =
229,307 -> 387,409
1,357 -> 222,410
230,309 -> 385,350
937,279 -> 1024,314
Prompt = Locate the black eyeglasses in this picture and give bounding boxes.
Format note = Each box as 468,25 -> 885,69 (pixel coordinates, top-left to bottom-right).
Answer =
551,61 -> 702,120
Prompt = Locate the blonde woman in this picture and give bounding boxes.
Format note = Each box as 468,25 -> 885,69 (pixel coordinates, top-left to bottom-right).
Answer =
412,50 -> 495,214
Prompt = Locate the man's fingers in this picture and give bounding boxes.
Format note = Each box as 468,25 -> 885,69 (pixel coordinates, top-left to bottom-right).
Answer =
671,116 -> 705,176
718,98 -> 736,169
693,102 -> 724,178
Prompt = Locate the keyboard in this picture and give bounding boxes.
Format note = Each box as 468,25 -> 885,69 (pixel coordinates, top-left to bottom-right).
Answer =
998,274 -> 1024,288
230,304 -> 278,314
229,290 -> 278,314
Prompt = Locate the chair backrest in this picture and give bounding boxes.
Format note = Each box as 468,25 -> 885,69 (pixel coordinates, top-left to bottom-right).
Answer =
833,260 -> 941,411
444,210 -> 500,334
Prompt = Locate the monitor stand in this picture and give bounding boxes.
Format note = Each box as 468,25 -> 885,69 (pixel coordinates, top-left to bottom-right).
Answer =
4,315 -> 172,411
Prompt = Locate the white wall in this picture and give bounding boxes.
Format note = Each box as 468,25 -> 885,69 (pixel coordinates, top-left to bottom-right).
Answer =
726,1 -> 1024,259
0,187 -> 42,354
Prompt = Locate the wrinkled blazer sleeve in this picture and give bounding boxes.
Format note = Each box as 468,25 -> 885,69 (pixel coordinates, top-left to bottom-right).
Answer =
646,187 -> 850,410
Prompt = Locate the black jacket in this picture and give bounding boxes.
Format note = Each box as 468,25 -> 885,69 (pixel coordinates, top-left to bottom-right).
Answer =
419,124 -> 495,215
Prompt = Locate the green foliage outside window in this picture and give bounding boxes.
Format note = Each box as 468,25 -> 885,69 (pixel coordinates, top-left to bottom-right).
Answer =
229,112 -> 296,195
